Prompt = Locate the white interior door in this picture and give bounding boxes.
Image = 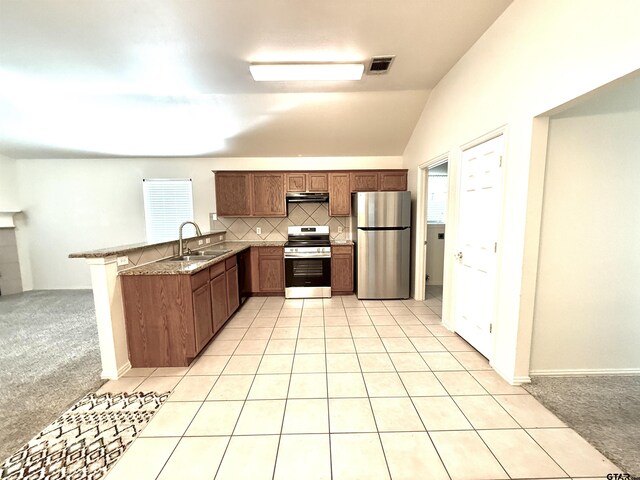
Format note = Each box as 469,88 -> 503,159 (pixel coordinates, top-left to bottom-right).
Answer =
454,135 -> 503,358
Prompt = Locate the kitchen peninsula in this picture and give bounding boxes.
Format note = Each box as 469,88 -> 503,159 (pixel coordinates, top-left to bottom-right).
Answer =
70,231 -> 353,376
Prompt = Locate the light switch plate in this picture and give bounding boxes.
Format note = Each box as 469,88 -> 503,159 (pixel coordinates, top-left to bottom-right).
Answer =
218,235 -> 223,241
116,256 -> 129,266
338,226 -> 343,233
256,227 -> 262,235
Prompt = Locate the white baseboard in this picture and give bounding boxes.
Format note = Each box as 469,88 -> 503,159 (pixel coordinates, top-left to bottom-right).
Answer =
101,361 -> 131,380
530,367 -> 640,376
512,375 -> 532,384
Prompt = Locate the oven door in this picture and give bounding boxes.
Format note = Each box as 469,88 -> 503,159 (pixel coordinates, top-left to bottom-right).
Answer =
284,255 -> 331,298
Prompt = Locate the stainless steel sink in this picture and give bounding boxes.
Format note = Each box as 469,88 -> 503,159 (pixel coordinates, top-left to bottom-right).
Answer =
169,255 -> 218,262
168,249 -> 232,262
199,249 -> 232,256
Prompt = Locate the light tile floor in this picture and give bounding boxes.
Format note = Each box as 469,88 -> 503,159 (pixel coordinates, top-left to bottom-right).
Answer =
103,295 -> 620,480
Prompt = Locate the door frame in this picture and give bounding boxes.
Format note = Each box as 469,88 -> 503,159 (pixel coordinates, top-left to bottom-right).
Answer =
415,152 -> 449,304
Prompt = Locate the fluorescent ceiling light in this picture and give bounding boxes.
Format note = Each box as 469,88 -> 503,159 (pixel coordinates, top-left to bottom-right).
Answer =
250,63 -> 364,81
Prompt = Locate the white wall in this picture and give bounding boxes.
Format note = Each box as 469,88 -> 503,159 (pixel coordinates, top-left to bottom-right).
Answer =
530,78 -> 640,374
0,154 -> 19,212
16,156 -> 401,289
402,0 -> 640,382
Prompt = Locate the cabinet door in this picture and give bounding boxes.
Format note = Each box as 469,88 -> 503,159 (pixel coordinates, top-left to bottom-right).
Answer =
350,172 -> 379,192
252,173 -> 286,216
193,282 -> 213,352
210,272 -> 228,333
215,172 -> 252,216
258,255 -> 284,292
308,173 -> 329,192
329,173 -> 351,216
286,173 -> 306,192
226,265 -> 240,316
379,171 -> 407,191
331,250 -> 354,293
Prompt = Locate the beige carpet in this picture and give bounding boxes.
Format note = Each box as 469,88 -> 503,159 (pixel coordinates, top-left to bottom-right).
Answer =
524,375 -> 640,477
0,290 -> 104,463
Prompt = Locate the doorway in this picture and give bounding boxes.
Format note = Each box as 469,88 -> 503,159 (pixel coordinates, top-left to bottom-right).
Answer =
425,162 -> 448,315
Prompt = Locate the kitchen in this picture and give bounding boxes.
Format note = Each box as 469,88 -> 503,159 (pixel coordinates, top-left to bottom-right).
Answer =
71,169 -> 411,371
1,0 -> 638,478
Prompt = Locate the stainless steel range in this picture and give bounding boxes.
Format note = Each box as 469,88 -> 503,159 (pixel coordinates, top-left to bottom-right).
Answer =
284,226 -> 331,299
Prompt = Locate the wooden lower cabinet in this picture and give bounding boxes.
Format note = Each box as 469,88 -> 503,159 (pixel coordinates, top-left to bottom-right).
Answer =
121,254 -> 241,367
248,246 -> 285,295
192,282 -> 213,353
226,265 -> 240,316
331,245 -> 354,294
210,271 -> 227,334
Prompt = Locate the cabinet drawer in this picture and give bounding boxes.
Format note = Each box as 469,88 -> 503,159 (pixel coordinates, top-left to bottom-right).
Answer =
225,255 -> 237,270
209,261 -> 225,279
258,246 -> 283,256
332,245 -> 352,255
191,269 -> 209,291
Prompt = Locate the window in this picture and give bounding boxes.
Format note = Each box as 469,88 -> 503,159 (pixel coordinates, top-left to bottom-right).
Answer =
427,173 -> 448,223
143,179 -> 194,243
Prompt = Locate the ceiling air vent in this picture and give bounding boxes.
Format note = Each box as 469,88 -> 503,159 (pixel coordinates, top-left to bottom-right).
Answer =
367,56 -> 395,75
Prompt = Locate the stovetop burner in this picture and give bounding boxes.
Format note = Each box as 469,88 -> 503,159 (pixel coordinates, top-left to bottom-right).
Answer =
285,238 -> 331,247
285,226 -> 331,249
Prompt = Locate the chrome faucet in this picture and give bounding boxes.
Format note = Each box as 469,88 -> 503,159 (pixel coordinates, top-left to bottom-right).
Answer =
178,221 -> 203,256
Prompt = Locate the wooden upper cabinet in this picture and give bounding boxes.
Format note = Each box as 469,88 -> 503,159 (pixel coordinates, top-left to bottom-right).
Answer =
351,172 -> 379,192
286,173 -> 306,192
215,172 -> 252,216
308,173 -> 329,192
329,173 -> 351,216
379,171 -> 407,191
285,172 -> 328,192
252,173 -> 286,217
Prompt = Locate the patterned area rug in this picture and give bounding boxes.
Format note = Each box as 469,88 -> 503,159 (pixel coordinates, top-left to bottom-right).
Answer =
0,391 -> 169,480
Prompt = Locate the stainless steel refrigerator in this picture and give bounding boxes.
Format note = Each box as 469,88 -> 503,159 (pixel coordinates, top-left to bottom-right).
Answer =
352,191 -> 411,299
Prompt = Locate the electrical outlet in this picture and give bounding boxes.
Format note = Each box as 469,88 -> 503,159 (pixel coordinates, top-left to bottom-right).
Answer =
116,256 -> 129,266
198,239 -> 203,245
206,238 -> 211,244
256,227 -> 261,235
338,226 -> 343,233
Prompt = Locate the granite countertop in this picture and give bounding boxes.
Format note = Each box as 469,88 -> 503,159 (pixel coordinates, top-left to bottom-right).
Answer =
69,230 -> 228,258
118,239 -> 353,275
118,241 -> 286,275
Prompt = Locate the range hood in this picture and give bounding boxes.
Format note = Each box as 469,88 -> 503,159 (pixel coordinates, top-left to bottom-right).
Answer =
286,192 -> 329,203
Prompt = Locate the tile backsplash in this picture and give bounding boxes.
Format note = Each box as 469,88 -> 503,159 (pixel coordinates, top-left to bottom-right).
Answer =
211,203 -> 349,242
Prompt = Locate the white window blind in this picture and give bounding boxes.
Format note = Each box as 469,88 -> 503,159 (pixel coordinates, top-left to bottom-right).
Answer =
427,174 -> 448,223
143,179 -> 194,243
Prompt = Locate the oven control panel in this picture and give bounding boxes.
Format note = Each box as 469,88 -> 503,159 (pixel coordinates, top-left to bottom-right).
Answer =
284,246 -> 331,257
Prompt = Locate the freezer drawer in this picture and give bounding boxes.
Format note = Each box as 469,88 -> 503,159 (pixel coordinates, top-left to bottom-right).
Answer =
356,228 -> 410,299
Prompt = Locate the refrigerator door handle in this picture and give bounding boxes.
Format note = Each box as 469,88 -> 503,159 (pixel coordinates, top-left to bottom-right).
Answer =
358,226 -> 410,231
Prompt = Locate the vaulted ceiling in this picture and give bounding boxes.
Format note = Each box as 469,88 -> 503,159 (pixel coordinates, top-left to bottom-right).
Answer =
0,0 -> 512,158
